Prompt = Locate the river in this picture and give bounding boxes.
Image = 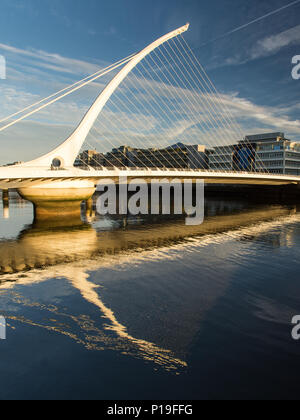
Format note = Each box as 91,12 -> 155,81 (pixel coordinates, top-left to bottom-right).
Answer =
0,191 -> 299,400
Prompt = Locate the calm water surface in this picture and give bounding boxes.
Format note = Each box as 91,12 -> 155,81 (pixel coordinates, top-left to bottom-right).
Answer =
0,192 -> 300,400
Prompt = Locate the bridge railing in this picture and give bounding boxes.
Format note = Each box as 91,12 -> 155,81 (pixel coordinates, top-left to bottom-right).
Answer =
72,165 -> 289,177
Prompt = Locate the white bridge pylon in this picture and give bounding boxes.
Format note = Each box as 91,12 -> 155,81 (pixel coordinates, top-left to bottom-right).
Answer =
20,23 -> 190,169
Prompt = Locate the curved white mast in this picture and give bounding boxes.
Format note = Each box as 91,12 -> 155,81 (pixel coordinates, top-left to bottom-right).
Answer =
21,23 -> 190,168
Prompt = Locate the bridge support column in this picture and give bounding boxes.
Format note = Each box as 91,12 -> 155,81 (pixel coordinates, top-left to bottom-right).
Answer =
2,190 -> 9,219
2,189 -> 9,203
18,180 -> 96,220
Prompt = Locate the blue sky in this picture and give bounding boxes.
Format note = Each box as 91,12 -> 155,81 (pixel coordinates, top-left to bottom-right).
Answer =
1,0 -> 300,164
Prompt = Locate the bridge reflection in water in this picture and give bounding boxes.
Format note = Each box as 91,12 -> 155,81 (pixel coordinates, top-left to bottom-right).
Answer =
0,193 -> 299,373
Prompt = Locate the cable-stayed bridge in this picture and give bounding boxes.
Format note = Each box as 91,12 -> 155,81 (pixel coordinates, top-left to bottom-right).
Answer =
0,23 -> 299,213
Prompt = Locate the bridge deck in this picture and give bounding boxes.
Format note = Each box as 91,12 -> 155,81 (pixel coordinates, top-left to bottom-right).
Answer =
0,167 -> 299,189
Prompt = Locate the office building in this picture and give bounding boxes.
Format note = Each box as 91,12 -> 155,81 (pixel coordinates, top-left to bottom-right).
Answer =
208,145 -> 235,171
74,150 -> 106,168
242,133 -> 300,175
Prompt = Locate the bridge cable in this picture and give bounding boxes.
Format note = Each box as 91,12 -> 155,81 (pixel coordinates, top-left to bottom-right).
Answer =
101,65 -> 187,170
0,54 -> 137,133
133,62 -> 207,170
91,89 -> 180,170
158,41 -> 236,172
176,35 -> 263,172
123,70 -> 188,169
176,36 -> 267,173
164,40 -> 240,173
179,35 -> 269,173
117,48 -> 213,171
91,94 -> 181,170
147,46 -> 234,172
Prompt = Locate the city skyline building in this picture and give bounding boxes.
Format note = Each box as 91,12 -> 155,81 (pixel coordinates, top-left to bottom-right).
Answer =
75,132 -> 300,175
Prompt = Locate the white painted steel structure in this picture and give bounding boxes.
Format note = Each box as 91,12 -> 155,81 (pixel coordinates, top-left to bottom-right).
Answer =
0,167 -> 299,190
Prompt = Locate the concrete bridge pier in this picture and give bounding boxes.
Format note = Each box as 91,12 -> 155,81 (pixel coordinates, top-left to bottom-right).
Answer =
17,179 -> 96,220
2,189 -> 9,203
2,190 -> 9,219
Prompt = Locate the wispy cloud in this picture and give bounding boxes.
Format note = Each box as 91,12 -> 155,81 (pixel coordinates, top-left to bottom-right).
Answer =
222,24 -> 300,67
219,92 -> 300,136
251,24 -> 300,59
0,42 -> 106,76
